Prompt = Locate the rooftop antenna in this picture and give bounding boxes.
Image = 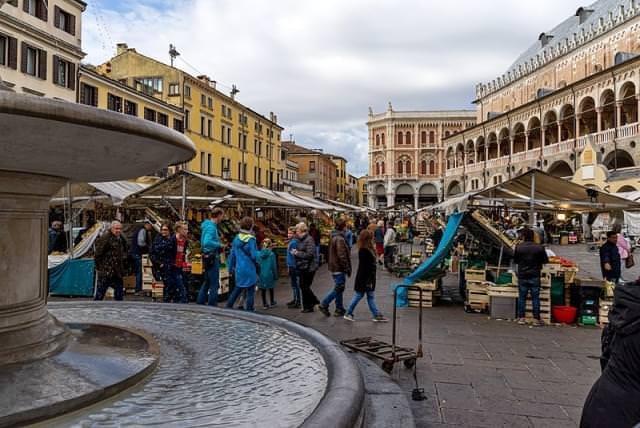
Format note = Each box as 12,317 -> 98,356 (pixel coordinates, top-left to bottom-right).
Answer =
169,44 -> 180,67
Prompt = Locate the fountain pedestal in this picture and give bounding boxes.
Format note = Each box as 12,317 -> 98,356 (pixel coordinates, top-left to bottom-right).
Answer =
0,171 -> 69,365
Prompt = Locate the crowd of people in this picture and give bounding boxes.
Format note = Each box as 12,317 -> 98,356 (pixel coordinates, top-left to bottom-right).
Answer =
89,209 -> 391,322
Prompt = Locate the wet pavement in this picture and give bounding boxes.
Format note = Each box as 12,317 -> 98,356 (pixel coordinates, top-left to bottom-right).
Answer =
45,305 -> 328,428
264,243 -> 606,427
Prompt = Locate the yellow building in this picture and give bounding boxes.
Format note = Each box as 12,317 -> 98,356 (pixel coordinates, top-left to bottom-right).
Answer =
97,43 -> 284,189
78,65 -> 184,176
330,155 -> 348,202
357,176 -> 368,207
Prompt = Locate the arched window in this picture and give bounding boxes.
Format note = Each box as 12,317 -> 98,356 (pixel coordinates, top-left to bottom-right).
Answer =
406,161 -> 412,174
421,131 -> 427,145
381,134 -> 385,145
397,160 -> 403,174
381,161 -> 385,174
420,160 -> 427,174
375,135 -> 380,146
445,130 -> 450,138
406,132 -> 411,145
397,132 -> 403,145
429,160 -> 435,175
375,163 -> 380,175
429,131 -> 435,144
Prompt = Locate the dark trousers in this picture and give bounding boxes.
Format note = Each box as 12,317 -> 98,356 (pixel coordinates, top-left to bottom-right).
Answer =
131,253 -> 143,292
163,266 -> 187,303
95,274 -> 124,301
261,288 -> 275,306
299,270 -> 319,310
517,277 -> 541,319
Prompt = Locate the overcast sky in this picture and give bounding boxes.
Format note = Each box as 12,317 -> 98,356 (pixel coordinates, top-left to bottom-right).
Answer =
83,0 -> 587,176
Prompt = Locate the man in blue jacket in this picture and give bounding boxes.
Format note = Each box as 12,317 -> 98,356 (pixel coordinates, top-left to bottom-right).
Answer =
197,207 -> 224,306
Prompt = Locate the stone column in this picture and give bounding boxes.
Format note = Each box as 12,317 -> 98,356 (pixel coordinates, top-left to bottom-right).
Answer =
541,126 -> 546,147
575,113 -> 582,139
0,170 -> 69,365
558,121 -> 563,142
616,101 -> 623,127
596,107 -> 603,133
525,132 -> 529,151
414,194 -> 419,210
386,191 -> 395,208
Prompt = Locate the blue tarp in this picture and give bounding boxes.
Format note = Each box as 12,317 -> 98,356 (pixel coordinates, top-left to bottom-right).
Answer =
395,212 -> 464,307
48,259 -> 95,297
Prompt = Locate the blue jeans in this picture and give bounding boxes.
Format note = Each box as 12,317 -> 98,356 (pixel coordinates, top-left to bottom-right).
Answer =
197,259 -> 220,306
315,245 -> 321,265
95,275 -> 124,301
164,266 -> 188,304
321,273 -> 346,311
517,277 -> 541,319
346,290 -> 380,317
131,253 -> 143,292
289,267 -> 301,303
226,285 -> 255,312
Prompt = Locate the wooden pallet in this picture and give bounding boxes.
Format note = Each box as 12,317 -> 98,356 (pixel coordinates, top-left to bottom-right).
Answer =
408,289 -> 440,308
413,279 -> 438,291
465,268 -> 486,282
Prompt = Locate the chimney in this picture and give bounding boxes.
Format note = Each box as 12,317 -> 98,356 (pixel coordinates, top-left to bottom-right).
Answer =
116,43 -> 128,55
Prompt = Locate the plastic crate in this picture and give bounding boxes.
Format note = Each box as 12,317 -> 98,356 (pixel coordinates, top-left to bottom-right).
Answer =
490,295 -> 517,319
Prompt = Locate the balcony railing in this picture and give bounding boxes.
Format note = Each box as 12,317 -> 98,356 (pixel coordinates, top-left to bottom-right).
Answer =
618,122 -> 640,139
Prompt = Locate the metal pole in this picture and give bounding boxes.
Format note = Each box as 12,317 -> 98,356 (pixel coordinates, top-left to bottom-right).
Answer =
181,174 -> 186,221
530,173 -> 536,227
66,181 -> 74,258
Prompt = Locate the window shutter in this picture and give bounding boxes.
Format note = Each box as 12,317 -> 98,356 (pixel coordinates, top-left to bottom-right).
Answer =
7,37 -> 17,69
54,6 -> 60,28
69,14 -> 76,36
36,0 -> 47,21
20,42 -> 27,73
22,0 -> 28,12
52,55 -> 59,84
79,83 -> 85,104
67,62 -> 75,90
37,49 -> 47,80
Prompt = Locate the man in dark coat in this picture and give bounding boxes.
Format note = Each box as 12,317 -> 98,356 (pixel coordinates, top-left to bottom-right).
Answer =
580,284 -> 640,427
513,227 -> 549,326
130,220 -> 154,294
319,218 -> 352,317
600,230 -> 621,284
94,220 -> 129,301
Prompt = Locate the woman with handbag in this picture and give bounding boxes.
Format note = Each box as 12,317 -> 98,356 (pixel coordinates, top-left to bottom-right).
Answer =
614,224 -> 634,281
292,222 -> 320,313
225,217 -> 259,312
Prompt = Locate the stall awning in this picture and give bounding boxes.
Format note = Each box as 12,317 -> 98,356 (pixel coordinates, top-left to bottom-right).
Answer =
472,169 -> 640,212
291,193 -> 344,211
51,181 -> 150,206
326,199 -> 365,212
418,193 -> 474,215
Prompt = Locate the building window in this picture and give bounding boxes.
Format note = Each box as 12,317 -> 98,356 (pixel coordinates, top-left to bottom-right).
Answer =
381,134 -> 385,145
336,169 -> 340,178
201,94 -> 206,106
184,85 -> 191,98
207,153 -> 212,175
144,107 -> 156,122
221,125 -> 226,143
375,134 -> 380,146
52,56 -> 74,89
200,116 -> 205,136
54,6 -> 75,35
429,160 -> 435,175
421,160 -> 427,175
421,131 -> 427,145
135,77 -> 163,95
310,161 -> 316,172
0,34 -> 17,70
107,93 -> 123,112
173,118 -> 184,133
184,109 -> 190,129
406,131 -> 411,144
157,113 -> 168,126
445,130 -> 450,138
397,132 -> 403,145
227,127 -> 231,145
24,0 -> 47,21
207,118 -> 212,137
429,131 -> 435,144
200,152 -> 206,174
79,83 -> 98,107
208,97 -> 213,109
168,83 -> 179,95
124,100 -> 138,116
397,161 -> 403,174
21,43 -> 46,79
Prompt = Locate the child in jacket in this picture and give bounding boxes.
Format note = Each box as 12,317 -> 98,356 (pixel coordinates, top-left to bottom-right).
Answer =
258,238 -> 279,309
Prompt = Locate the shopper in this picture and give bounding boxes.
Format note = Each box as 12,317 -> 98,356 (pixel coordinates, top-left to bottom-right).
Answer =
257,238 -> 278,309
130,219 -> 154,295
383,222 -> 397,270
319,218 -> 352,317
94,220 -> 129,301
431,223 -> 443,249
172,222 -> 190,303
197,207 -> 224,306
600,230 -> 622,284
286,227 -> 301,308
580,285 -> 640,427
226,217 -> 259,312
293,222 -> 320,313
48,220 -> 67,254
344,230 -> 388,322
613,224 -> 631,281
150,223 -> 179,303
309,223 -> 321,265
374,220 -> 385,265
513,227 -> 548,326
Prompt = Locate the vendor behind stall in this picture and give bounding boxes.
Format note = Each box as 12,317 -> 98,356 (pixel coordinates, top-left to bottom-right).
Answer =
513,228 -> 548,326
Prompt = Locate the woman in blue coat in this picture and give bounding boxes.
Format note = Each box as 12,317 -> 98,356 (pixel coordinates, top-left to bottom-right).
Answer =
258,238 -> 279,309
225,216 -> 259,312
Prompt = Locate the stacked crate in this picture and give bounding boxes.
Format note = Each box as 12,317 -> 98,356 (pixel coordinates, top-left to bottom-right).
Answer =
487,274 -> 551,324
466,280 -> 490,312
408,279 -> 440,308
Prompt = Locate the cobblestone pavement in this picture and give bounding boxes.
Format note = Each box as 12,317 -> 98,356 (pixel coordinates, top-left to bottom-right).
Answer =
264,244 -> 608,427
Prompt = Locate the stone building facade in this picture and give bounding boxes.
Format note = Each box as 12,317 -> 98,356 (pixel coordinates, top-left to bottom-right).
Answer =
444,0 -> 640,196
366,104 -> 476,209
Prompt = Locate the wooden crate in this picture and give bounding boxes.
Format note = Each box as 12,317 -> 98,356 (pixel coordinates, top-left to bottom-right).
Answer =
413,280 -> 438,291
599,299 -> 613,327
465,268 -> 486,282
151,281 -> 164,300
408,289 -> 440,308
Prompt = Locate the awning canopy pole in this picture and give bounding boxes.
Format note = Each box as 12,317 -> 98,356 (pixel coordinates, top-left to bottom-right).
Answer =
530,172 -> 536,227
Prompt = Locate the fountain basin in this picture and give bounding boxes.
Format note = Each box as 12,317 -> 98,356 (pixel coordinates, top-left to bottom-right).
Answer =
8,302 -> 364,427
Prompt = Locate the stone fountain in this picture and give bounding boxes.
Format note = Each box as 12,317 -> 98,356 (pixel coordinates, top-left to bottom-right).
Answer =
0,18 -> 364,426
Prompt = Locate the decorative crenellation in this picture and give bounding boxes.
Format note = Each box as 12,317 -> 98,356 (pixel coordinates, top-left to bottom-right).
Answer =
475,1 -> 640,100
